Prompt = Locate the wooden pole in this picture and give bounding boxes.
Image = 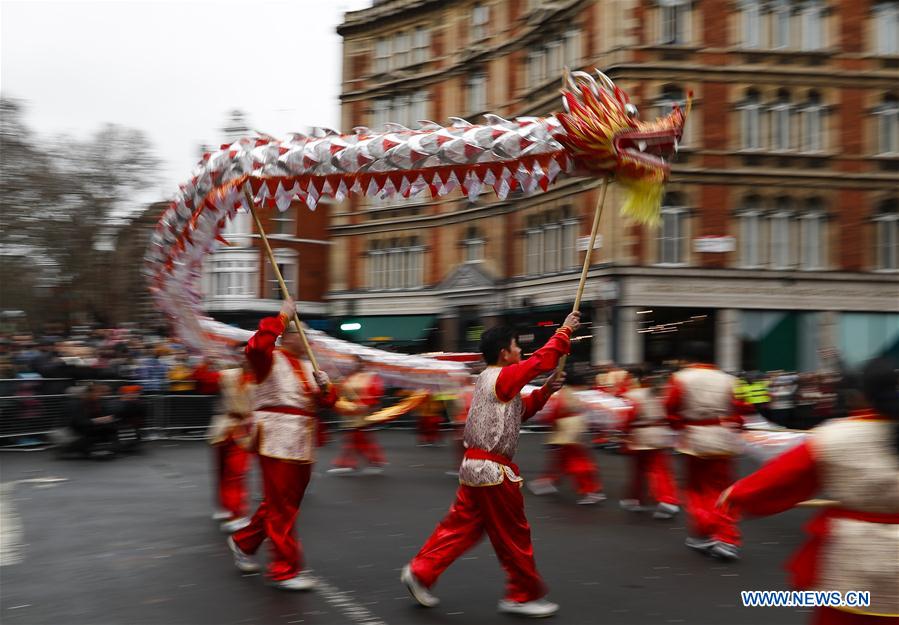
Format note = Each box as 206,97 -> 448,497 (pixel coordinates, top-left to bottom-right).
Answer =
556,177 -> 610,374
243,186 -> 320,373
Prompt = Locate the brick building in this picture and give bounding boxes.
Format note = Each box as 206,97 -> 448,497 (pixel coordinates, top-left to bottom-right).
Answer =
332,0 -> 898,370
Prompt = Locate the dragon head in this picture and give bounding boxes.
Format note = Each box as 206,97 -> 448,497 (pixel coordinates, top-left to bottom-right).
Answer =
555,70 -> 690,224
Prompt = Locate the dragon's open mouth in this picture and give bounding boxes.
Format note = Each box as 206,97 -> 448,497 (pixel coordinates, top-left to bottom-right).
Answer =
614,130 -> 680,171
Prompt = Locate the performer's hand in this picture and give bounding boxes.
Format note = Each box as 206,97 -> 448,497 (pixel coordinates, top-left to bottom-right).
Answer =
545,371 -> 566,395
279,298 -> 296,321
313,370 -> 330,389
716,485 -> 733,509
562,311 -> 581,332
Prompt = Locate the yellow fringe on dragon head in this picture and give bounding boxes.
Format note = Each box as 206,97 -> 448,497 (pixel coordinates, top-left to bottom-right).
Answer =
556,70 -> 691,225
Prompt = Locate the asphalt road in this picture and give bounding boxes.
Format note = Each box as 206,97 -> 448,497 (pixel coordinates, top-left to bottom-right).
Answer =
0,431 -> 813,625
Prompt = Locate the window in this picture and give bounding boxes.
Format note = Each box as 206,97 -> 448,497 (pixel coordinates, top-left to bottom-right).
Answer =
472,3 -> 489,41
393,31 -> 410,68
875,94 -> 899,155
771,0 -> 791,49
770,198 -> 795,269
561,218 -> 578,269
739,197 -> 763,268
271,205 -> 295,236
468,72 -> 487,114
874,199 -> 899,270
527,49 -> 545,88
267,251 -> 297,299
564,29 -> 582,67
874,3 -> 899,55
369,238 -> 425,289
741,0 -> 761,48
221,209 -> 252,243
658,85 -> 688,146
371,99 -> 389,130
374,38 -> 390,73
771,90 -> 793,151
800,0 -> 825,51
525,226 -> 544,275
800,200 -> 826,270
801,91 -> 824,152
546,41 -> 562,76
412,26 -> 430,64
523,209 -> 578,275
740,90 -> 762,150
206,253 -> 258,298
462,226 -> 485,263
658,194 -> 687,265
660,0 -> 691,45
369,244 -> 387,289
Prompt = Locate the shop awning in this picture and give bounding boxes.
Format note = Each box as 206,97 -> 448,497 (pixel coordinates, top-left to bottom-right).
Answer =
339,315 -> 437,344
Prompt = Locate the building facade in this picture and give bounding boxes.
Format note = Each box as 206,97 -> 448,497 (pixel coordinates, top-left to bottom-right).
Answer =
333,0 -> 898,370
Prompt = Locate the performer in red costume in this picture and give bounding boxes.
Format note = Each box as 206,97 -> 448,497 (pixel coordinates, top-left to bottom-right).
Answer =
329,356 -> 387,474
665,343 -> 749,560
401,312 -> 580,618
620,371 -> 680,519
529,377 -> 605,504
718,358 -> 899,624
195,354 -> 254,533
228,298 -> 335,590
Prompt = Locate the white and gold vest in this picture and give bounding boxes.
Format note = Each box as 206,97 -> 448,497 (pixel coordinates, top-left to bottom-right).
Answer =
623,387 -> 673,450
459,366 -> 525,487
811,418 -> 899,616
252,350 -> 316,462
673,367 -> 742,457
207,368 -> 254,445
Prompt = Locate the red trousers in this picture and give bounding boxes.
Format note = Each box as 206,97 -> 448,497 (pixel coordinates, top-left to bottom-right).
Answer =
812,607 -> 898,625
627,449 -> 679,506
333,429 -> 385,469
418,414 -> 442,444
541,444 -> 602,495
410,478 -> 546,603
213,439 -> 250,518
684,455 -> 740,545
232,455 -> 312,581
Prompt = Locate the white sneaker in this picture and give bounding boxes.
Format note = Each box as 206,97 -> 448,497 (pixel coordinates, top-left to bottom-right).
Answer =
362,466 -> 384,475
212,509 -> 231,521
227,536 -> 260,573
327,467 -> 356,475
527,479 -> 558,496
619,499 -> 644,512
685,536 -> 717,554
653,503 -> 680,520
497,598 -> 559,618
272,572 -> 317,591
400,564 -> 439,607
577,492 -> 607,505
710,541 -> 741,561
220,516 -> 251,533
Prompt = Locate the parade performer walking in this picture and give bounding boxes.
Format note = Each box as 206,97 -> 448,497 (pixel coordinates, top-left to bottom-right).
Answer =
400,311 -> 580,618
620,371 -> 680,519
665,343 -> 748,560
228,298 -> 334,590
529,378 -> 605,504
195,355 -> 255,533
329,356 -> 387,474
717,358 -> 899,624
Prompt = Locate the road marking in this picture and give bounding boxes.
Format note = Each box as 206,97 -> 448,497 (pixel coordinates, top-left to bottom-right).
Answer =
314,576 -> 388,625
0,483 -> 25,567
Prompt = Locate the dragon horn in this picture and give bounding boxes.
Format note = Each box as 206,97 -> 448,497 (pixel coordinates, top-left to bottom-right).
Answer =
594,69 -> 616,93
570,70 -> 599,96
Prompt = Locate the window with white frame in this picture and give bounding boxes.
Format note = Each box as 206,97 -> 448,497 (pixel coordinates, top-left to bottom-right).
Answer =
267,250 -> 297,299
412,26 -> 430,64
771,90 -> 793,151
393,31 -> 410,68
741,0 -> 762,48
658,85 -> 689,146
801,90 -> 825,152
564,29 -> 582,67
525,226 -> 544,275
410,90 -> 428,126
800,0 -> 825,51
659,0 -> 691,45
271,205 -> 296,236
371,99 -> 389,130
206,253 -> 258,298
658,194 -> 687,265
739,197 -> 763,268
874,3 -> 899,55
472,3 -> 489,41
561,218 -> 578,269
523,208 -> 578,275
374,38 -> 390,73
527,49 -> 545,88
222,209 -> 252,245
800,199 -> 826,270
369,238 -> 425,289
875,94 -> 899,155
740,90 -> 762,150
369,243 -> 387,289
462,226 -> 485,263
769,198 -> 795,269
468,72 -> 487,114
546,41 -> 562,76
874,199 -> 899,270
771,0 -> 791,49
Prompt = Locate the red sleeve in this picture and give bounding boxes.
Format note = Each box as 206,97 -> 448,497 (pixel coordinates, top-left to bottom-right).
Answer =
664,378 -> 685,430
246,314 -> 287,382
191,365 -> 221,395
495,329 -> 571,402
318,383 -> 337,408
720,442 -> 820,518
521,385 -> 551,422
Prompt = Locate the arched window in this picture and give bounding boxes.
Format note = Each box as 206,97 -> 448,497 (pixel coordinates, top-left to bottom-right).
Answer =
659,0 -> 691,45
874,2 -> 899,55
800,0 -> 825,51
801,90 -> 824,152
740,0 -> 762,48
874,198 -> 899,271
771,0 -> 791,49
875,94 -> 899,155
740,89 -> 762,150
739,195 -> 763,268
800,197 -> 826,270
770,197 -> 795,269
658,192 -> 688,265
771,89 -> 793,151
462,226 -> 485,263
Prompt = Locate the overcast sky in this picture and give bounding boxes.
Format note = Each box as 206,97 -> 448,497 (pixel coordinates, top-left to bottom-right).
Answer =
1,0 -> 370,208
